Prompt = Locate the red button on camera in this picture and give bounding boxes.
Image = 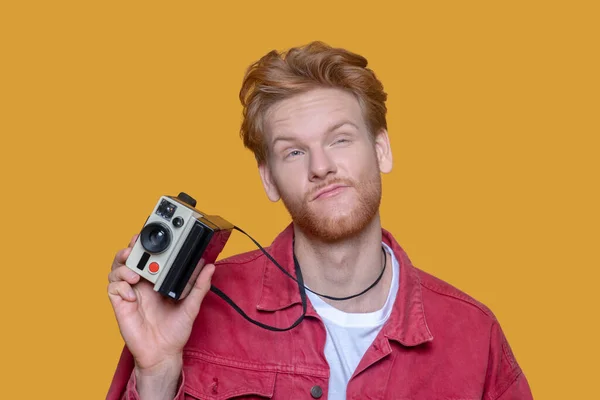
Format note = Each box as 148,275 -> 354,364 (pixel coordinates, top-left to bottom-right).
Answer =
148,262 -> 160,274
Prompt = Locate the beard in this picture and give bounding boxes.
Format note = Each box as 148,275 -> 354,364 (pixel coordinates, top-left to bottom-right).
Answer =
276,168 -> 382,243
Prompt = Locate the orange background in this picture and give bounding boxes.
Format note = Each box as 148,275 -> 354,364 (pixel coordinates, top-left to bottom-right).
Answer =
1,1 -> 598,398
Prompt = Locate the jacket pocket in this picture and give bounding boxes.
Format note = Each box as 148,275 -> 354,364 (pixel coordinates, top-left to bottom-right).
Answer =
183,360 -> 276,400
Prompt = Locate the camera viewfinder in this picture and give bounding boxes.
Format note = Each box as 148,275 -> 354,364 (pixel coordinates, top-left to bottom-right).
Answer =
156,199 -> 177,221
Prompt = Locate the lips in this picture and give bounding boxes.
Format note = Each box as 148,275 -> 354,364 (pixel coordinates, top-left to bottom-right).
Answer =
311,184 -> 350,201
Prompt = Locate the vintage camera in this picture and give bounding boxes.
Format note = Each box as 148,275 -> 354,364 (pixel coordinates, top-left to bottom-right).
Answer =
126,192 -> 233,300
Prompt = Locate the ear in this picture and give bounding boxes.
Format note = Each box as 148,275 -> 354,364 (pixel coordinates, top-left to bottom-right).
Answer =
374,129 -> 393,173
258,162 -> 281,202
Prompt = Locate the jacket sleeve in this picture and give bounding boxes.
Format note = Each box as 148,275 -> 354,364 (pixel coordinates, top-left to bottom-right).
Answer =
483,322 -> 534,400
495,373 -> 533,400
106,345 -> 186,400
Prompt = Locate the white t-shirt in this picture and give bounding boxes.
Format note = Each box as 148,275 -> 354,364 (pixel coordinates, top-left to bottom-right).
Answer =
306,243 -> 399,400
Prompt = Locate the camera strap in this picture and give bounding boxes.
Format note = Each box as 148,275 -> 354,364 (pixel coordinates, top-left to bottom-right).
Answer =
209,226 -> 308,331
209,225 -> 386,331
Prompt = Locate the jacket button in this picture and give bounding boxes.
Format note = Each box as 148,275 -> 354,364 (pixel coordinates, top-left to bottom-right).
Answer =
310,385 -> 323,398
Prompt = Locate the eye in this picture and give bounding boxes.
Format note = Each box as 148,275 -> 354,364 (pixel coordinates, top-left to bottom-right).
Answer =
333,137 -> 350,145
285,149 -> 304,159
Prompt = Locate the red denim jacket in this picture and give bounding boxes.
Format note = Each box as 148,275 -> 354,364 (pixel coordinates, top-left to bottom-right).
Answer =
107,225 -> 533,399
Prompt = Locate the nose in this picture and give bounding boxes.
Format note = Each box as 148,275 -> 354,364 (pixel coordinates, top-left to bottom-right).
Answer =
308,147 -> 337,181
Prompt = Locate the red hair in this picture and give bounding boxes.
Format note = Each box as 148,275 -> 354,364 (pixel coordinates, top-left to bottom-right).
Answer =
239,41 -> 388,163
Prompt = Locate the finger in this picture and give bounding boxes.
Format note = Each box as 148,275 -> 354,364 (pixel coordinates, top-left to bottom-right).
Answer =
111,247 -> 133,271
110,234 -> 139,271
128,234 -> 139,248
108,265 -> 141,284
182,263 -> 215,319
108,280 -> 137,302
180,259 -> 206,300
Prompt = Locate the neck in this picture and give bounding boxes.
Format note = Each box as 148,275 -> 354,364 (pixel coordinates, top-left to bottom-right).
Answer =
293,213 -> 392,313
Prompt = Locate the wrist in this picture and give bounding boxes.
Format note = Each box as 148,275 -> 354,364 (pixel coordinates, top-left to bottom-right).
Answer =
134,356 -> 183,400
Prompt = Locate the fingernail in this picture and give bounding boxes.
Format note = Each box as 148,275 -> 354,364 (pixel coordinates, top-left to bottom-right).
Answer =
128,288 -> 136,300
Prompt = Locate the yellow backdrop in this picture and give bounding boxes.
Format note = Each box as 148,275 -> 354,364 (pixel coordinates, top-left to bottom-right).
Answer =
1,1 -> 598,398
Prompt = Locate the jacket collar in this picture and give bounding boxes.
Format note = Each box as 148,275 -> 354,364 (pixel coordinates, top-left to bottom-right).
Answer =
256,223 -> 434,347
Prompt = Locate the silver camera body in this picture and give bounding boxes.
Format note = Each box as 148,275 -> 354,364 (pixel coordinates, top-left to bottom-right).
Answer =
126,192 -> 233,300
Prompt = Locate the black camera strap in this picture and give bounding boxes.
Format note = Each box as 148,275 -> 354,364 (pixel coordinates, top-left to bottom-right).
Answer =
208,226 -> 386,331
209,226 -> 307,331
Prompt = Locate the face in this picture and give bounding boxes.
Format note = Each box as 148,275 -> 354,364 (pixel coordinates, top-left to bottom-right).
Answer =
258,87 -> 393,242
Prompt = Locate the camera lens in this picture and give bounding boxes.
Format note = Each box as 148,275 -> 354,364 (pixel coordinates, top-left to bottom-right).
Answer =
140,222 -> 172,254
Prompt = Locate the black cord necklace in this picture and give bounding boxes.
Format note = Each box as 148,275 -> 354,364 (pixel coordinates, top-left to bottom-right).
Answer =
293,245 -> 387,301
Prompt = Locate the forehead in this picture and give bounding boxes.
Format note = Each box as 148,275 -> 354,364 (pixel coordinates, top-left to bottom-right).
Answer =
265,88 -> 367,140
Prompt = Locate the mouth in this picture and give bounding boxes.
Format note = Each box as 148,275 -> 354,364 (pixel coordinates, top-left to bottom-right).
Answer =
311,184 -> 350,201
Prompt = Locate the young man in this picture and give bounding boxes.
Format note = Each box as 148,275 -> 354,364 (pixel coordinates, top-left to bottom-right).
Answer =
107,42 -> 533,399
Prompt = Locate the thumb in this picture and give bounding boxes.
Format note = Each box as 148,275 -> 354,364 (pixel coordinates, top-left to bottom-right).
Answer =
181,263 -> 215,319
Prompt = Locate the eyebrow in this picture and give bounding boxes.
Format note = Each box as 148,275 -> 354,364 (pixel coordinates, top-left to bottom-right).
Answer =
271,121 -> 360,146
327,121 -> 360,133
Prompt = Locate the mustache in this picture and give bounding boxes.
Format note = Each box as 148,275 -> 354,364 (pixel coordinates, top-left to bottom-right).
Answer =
306,177 -> 355,200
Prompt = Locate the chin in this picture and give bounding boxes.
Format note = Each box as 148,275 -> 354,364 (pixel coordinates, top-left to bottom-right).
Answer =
311,205 -> 354,222
304,209 -> 373,242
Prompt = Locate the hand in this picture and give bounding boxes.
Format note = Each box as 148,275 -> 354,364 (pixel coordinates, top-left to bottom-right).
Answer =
108,234 -> 215,380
